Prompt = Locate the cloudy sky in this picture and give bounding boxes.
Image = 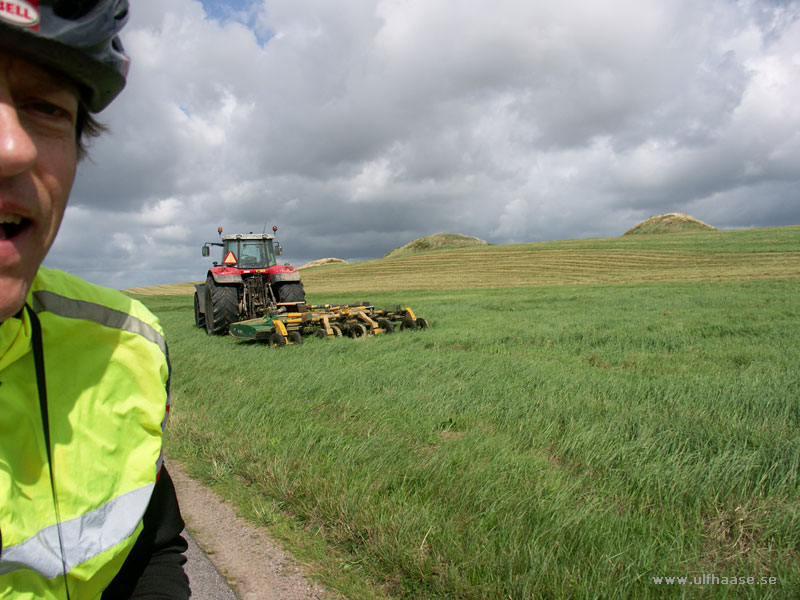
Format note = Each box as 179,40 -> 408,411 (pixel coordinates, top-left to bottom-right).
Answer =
45,0 -> 800,289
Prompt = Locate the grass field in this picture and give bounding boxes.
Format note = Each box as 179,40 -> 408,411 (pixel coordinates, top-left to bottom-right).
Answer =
135,226 -> 800,599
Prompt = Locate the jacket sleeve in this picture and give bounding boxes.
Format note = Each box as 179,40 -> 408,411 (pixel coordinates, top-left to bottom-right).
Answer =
101,466 -> 191,599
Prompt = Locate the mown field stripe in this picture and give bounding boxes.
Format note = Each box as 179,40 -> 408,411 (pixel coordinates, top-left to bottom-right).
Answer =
123,226 -> 800,296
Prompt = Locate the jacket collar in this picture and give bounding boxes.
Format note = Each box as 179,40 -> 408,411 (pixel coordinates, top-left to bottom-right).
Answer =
0,306 -> 32,372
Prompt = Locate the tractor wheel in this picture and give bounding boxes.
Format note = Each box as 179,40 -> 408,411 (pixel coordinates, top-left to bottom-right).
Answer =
204,277 -> 239,335
377,318 -> 395,333
400,317 -> 417,330
415,318 -> 429,329
268,332 -> 287,348
288,331 -> 303,345
348,323 -> 367,338
194,292 -> 205,329
275,282 -> 306,304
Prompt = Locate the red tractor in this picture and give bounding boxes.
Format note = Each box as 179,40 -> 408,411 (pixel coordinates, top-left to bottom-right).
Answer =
194,226 -> 306,335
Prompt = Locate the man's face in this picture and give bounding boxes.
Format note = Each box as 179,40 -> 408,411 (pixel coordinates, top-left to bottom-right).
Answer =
0,51 -> 79,322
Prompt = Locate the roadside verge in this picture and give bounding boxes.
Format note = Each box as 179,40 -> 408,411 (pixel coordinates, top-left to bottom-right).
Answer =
169,462 -> 330,600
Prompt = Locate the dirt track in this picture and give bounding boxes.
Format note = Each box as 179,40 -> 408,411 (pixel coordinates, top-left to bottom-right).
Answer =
169,462 -> 331,600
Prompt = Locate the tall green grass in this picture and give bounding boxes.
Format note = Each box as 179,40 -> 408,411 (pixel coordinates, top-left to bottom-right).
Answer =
140,279 -> 800,599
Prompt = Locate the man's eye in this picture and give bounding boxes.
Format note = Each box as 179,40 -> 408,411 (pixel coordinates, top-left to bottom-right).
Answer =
28,101 -> 70,118
21,99 -> 76,129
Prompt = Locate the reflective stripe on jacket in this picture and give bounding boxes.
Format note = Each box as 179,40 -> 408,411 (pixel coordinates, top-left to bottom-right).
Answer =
0,267 -> 170,599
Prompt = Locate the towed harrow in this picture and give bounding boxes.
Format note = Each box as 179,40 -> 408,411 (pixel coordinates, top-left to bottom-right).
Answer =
229,302 -> 429,347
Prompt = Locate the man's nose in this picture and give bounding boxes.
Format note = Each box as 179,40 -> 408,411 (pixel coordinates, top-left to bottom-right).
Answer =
0,103 -> 37,177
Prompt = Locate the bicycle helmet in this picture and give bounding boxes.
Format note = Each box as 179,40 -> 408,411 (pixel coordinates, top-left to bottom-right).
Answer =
0,0 -> 130,112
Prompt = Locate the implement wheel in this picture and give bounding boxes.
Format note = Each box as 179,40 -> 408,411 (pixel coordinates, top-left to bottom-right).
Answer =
331,326 -> 343,337
400,317 -> 417,330
194,292 -> 205,329
205,277 -> 239,335
288,331 -> 303,345
415,318 -> 429,329
348,323 -> 367,338
314,329 -> 328,339
268,332 -> 287,348
377,318 -> 395,333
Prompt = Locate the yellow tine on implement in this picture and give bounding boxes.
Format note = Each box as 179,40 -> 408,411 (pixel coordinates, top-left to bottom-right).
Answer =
321,315 -> 334,336
355,310 -> 379,331
272,319 -> 289,337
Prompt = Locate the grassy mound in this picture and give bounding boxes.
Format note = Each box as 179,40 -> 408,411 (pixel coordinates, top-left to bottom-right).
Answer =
383,233 -> 489,259
299,258 -> 348,269
624,213 -> 716,235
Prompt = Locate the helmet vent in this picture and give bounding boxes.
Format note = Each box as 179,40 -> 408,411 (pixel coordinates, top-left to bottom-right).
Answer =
53,0 -> 100,20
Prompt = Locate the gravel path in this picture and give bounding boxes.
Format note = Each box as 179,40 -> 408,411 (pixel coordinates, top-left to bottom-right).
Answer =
169,462 -> 331,600
183,530 -> 239,600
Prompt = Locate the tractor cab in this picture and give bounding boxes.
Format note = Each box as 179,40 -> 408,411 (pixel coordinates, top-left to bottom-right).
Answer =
222,235 -> 276,269
203,232 -> 282,270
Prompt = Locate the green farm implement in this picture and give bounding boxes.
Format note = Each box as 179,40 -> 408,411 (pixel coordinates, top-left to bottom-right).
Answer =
229,302 -> 429,347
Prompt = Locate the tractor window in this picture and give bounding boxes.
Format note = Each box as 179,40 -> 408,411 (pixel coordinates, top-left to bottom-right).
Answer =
223,239 -> 276,268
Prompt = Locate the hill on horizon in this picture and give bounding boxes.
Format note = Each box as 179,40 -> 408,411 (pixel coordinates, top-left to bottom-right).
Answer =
624,213 -> 717,235
299,258 -> 349,269
383,233 -> 489,259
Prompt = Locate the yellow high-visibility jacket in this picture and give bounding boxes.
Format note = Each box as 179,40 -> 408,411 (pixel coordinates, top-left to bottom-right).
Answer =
0,267 -> 170,599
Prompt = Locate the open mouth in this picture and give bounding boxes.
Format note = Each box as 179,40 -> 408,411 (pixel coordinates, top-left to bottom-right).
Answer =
0,215 -> 31,241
